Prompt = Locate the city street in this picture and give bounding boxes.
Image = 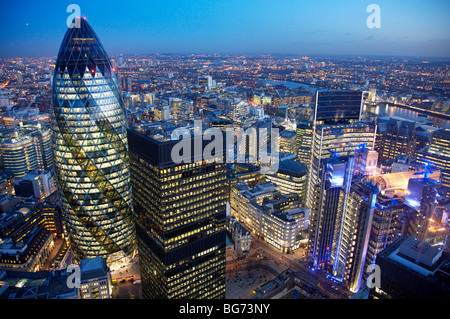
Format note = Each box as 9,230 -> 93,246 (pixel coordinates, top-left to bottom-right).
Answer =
41,238 -> 65,271
226,234 -> 353,299
112,279 -> 142,299
110,258 -> 142,299
226,258 -> 282,299
43,235 -> 350,299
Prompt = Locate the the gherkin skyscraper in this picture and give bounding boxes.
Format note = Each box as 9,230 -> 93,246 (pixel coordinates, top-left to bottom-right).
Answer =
51,17 -> 135,261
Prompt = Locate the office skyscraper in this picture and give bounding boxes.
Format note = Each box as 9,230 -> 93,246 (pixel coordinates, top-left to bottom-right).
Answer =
365,197 -> 406,270
51,18 -> 135,260
308,156 -> 353,270
296,121 -> 313,167
404,177 -> 439,241
307,91 -> 373,206
306,90 -> 376,272
128,127 -> 227,299
313,90 -> 364,126
375,117 -> 416,164
307,123 -> 376,217
265,159 -> 308,206
1,126 -> 53,177
417,129 -> 450,198
333,180 -> 379,292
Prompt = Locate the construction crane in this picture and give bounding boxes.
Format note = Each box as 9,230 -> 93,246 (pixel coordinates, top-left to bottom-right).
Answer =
11,94 -> 37,127
285,103 -> 313,122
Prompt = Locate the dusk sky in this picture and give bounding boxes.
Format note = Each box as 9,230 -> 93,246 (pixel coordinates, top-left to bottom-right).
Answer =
0,0 -> 449,58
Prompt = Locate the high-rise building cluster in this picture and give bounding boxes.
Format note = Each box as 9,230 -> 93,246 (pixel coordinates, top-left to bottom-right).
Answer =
0,17 -> 449,300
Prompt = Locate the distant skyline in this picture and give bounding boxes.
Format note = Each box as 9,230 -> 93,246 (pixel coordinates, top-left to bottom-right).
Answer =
0,0 -> 449,58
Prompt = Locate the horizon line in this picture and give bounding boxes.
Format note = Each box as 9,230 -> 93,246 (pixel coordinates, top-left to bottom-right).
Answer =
1,53 -> 450,60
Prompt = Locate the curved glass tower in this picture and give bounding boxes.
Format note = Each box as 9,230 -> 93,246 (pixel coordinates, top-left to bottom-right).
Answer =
51,18 -> 135,260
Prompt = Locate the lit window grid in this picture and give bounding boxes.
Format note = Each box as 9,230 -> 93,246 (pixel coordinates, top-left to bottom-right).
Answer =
131,150 -> 227,299
52,68 -> 134,259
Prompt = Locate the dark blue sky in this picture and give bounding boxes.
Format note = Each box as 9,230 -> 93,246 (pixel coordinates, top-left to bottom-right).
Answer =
1,0 -> 449,58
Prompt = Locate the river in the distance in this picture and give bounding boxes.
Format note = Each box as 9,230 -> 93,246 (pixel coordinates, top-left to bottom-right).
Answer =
364,103 -> 450,129
264,79 -> 316,93
265,79 -> 450,129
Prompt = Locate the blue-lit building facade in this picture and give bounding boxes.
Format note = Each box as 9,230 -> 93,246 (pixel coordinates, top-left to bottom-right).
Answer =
306,124 -> 376,268
305,89 -> 384,292
405,177 -> 439,241
333,180 -> 379,292
308,156 -> 352,271
416,129 -> 450,199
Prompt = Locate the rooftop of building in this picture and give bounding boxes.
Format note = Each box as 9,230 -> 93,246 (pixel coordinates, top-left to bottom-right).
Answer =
14,169 -> 52,182
376,116 -> 417,136
279,131 -> 297,139
226,216 -> 251,236
262,192 -> 299,207
378,236 -> 450,290
247,191 -> 308,223
316,122 -> 374,131
79,257 -> 109,282
369,169 -> 440,190
0,123 -> 50,145
397,236 -> 443,268
415,124 -> 440,135
228,163 -> 260,175
272,159 -> 307,178
127,124 -> 227,167
0,269 -> 77,299
0,226 -> 51,262
240,182 -> 277,199
129,120 -> 193,143
394,154 -> 411,164
433,128 -> 450,140
271,208 -> 307,223
0,196 -> 44,226
375,196 -> 402,210
0,193 -> 15,205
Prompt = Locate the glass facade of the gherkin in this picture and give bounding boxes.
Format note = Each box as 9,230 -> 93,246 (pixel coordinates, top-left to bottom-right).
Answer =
51,18 -> 135,260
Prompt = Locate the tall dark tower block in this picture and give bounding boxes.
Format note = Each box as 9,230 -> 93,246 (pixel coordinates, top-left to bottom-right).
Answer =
128,128 -> 227,299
